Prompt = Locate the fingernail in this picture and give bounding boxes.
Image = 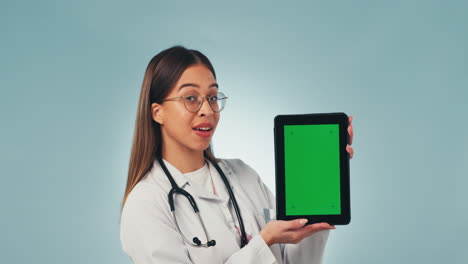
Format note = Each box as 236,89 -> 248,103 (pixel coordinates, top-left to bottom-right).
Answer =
300,219 -> 308,225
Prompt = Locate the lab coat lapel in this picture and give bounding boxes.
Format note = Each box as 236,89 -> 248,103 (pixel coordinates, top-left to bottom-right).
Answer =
218,160 -> 259,224
216,159 -> 235,192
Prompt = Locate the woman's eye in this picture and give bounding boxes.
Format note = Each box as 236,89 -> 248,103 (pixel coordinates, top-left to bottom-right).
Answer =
185,96 -> 198,101
209,95 -> 218,101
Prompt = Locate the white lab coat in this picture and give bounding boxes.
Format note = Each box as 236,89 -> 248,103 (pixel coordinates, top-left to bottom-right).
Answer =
120,158 -> 330,264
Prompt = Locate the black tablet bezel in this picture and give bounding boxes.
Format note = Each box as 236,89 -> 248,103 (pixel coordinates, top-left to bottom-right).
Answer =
274,112 -> 351,225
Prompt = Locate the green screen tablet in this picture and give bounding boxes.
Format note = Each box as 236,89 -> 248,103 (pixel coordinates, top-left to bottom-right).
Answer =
274,113 -> 351,225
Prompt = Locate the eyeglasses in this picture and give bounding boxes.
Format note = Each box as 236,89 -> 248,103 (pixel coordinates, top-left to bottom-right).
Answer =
161,92 -> 228,113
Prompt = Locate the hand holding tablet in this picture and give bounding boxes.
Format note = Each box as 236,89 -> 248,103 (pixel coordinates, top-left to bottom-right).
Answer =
274,113 -> 353,225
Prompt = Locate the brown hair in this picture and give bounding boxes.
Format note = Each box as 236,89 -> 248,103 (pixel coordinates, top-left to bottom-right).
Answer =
121,46 -> 218,211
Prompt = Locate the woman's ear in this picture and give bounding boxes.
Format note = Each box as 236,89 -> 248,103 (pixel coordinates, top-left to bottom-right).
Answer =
151,103 -> 164,125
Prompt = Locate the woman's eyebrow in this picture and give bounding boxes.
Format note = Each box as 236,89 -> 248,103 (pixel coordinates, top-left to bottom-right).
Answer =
178,83 -> 218,91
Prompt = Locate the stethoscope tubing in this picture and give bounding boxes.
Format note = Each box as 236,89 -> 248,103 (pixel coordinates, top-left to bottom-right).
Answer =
156,153 -> 248,248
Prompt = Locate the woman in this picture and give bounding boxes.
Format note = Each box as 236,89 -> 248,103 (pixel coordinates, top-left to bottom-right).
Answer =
120,46 -> 355,263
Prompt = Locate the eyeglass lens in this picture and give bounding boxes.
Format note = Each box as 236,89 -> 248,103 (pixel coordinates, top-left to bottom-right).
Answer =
185,92 -> 226,113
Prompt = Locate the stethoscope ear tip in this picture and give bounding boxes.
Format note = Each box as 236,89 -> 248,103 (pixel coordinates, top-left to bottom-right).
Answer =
193,237 -> 202,246
192,237 -> 216,247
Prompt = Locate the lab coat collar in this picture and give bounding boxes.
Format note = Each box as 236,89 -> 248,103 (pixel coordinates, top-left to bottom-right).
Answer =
151,158 -> 190,189
150,158 -> 235,201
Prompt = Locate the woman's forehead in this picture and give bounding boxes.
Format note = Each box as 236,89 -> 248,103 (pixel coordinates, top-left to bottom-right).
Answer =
177,65 -> 216,85
172,65 -> 218,93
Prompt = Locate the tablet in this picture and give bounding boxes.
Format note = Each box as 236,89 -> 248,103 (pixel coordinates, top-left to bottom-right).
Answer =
274,112 -> 351,225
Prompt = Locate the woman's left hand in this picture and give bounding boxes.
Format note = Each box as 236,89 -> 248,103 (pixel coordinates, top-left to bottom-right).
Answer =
346,116 -> 354,159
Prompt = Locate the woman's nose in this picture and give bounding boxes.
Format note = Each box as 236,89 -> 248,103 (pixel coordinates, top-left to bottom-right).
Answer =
198,98 -> 214,116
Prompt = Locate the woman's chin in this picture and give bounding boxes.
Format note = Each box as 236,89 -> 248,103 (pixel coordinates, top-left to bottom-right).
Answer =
195,145 -> 210,152
190,133 -> 214,152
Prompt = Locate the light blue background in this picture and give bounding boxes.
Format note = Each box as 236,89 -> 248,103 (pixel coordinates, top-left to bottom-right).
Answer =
1,0 -> 467,263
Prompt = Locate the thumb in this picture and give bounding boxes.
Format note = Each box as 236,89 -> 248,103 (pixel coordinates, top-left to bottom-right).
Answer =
288,218 -> 308,229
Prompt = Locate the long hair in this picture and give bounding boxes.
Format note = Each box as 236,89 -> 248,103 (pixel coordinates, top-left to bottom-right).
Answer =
121,46 -> 218,211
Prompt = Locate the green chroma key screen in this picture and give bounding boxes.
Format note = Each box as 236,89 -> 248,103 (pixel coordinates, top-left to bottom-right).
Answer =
284,124 -> 341,215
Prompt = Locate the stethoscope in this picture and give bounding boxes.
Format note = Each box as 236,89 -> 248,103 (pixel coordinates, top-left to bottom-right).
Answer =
157,152 -> 248,248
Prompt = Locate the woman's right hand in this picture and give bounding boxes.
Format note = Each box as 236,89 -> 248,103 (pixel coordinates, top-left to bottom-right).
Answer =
259,219 -> 335,246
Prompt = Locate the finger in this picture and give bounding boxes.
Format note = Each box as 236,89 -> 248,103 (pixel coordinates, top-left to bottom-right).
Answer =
285,218 -> 309,230
310,222 -> 333,229
347,145 -> 354,159
301,223 -> 335,235
348,124 -> 353,145
348,116 -> 353,124
307,222 -> 336,232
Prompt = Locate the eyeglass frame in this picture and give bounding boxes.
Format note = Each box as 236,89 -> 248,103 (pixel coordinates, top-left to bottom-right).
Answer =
159,92 -> 228,113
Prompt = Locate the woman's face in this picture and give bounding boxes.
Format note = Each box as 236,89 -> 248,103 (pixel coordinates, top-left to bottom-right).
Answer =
152,64 -> 220,154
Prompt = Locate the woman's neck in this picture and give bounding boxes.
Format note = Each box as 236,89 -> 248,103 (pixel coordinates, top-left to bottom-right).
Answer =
161,146 -> 206,174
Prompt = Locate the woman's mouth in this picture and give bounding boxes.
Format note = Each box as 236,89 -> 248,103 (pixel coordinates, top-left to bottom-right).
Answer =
193,127 -> 213,138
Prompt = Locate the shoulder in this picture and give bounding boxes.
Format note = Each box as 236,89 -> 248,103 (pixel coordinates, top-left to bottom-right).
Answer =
218,158 -> 259,178
125,173 -> 165,205
120,172 -> 173,227
218,158 -> 258,175
217,158 -> 265,189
